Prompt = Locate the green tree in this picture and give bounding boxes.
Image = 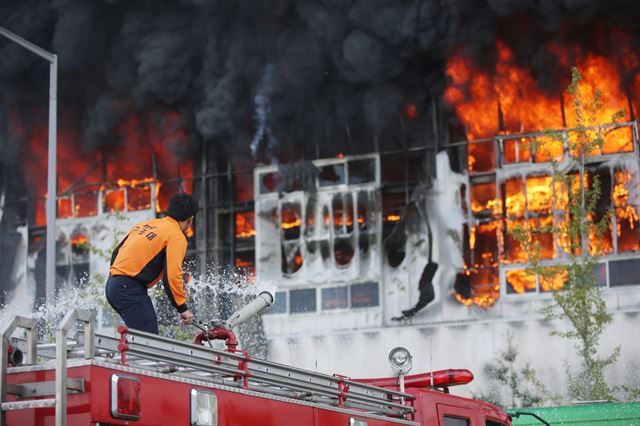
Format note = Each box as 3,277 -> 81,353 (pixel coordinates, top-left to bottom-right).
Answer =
511,67 -> 623,401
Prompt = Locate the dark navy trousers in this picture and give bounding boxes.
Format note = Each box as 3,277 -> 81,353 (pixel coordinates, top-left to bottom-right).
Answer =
105,275 -> 159,334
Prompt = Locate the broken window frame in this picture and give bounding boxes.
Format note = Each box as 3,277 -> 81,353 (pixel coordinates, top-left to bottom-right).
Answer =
460,122 -> 640,302
57,182 -> 158,220
255,155 -> 380,277
495,122 -> 640,297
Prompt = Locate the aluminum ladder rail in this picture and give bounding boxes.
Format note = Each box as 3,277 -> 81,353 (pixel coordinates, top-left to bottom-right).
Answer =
94,327 -> 415,417
0,309 -> 95,426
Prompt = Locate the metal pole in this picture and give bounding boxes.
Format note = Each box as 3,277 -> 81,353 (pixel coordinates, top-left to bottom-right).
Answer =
0,26 -> 57,302
46,57 -> 58,301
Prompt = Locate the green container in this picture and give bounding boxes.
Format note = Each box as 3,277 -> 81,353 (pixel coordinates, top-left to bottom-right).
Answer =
509,402 -> 640,426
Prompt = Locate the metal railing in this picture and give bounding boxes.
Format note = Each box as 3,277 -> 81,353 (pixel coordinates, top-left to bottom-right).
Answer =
0,309 -> 95,426
3,311 -> 415,423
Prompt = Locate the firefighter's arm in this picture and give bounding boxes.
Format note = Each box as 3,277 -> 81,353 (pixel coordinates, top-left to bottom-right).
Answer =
162,233 -> 189,313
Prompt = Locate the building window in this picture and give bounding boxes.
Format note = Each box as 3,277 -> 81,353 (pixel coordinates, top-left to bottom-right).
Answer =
263,291 -> 287,315
321,286 -> 348,310
289,288 -> 316,313
319,163 -> 346,187
348,158 -> 376,184
609,258 -> 640,286
351,282 -> 379,308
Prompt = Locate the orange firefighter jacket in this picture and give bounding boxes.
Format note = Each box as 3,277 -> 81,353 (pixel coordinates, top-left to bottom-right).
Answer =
110,216 -> 189,313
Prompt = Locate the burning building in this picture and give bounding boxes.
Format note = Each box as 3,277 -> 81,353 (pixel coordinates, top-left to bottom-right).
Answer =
0,0 -> 639,398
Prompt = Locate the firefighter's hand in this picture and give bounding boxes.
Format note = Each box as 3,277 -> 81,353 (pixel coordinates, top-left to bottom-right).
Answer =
180,310 -> 194,325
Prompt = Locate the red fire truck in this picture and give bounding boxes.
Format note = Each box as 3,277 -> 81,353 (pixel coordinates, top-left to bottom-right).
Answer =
1,304 -> 512,426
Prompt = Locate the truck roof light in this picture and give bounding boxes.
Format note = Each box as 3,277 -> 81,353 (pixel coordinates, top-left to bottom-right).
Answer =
111,374 -> 142,420
388,347 -> 412,374
427,369 -> 474,387
354,369 -> 474,389
191,389 -> 218,426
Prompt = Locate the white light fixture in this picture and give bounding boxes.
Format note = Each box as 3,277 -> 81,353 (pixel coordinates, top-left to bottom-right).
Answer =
388,346 -> 413,374
191,389 -> 218,426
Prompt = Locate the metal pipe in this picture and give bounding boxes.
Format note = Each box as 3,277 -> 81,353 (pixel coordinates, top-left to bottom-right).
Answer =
225,291 -> 274,328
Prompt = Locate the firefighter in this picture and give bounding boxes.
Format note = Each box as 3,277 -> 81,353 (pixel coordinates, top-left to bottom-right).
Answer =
105,192 -> 199,334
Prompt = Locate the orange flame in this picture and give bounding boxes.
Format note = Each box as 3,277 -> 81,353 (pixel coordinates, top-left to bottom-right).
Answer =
446,39 -> 640,307
282,218 -> 302,230
235,212 -> 257,238
70,233 -> 88,246
14,109 -> 192,226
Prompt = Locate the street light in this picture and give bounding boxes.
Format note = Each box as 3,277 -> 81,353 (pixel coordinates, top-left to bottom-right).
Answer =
0,26 -> 57,303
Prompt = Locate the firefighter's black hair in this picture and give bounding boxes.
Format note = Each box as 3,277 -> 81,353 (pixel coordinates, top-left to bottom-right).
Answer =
167,193 -> 200,221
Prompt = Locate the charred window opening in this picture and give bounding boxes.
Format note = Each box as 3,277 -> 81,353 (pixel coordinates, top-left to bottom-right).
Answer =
281,203 -> 301,240
535,136 -> 564,163
357,191 -> 377,256
74,191 -> 99,217
349,158 -> 376,185
459,217 -> 501,305
319,163 -> 345,187
502,137 -> 531,164
127,185 -> 152,210
332,193 -> 354,234
456,267 -> 499,307
304,196 -> 317,253
589,168 -> 613,255
612,169 -> 640,253
235,211 -> 256,238
235,250 -> 255,271
406,151 -> 425,186
57,196 -> 73,219
468,139 -> 495,173
332,193 -> 355,267
104,189 -> 126,212
70,232 -> 89,256
603,126 -> 633,154
506,269 -> 536,294
382,191 -> 404,238
334,238 -> 355,267
234,171 -> 253,202
381,153 -> 405,186
471,221 -> 499,268
281,244 -> 303,275
471,180 -> 498,217
281,202 -> 303,274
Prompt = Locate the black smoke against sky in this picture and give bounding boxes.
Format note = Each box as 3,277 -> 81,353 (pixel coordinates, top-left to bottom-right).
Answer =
1,0 -> 640,169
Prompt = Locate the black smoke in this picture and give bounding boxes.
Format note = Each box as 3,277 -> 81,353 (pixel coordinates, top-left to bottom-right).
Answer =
2,0 -> 640,166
